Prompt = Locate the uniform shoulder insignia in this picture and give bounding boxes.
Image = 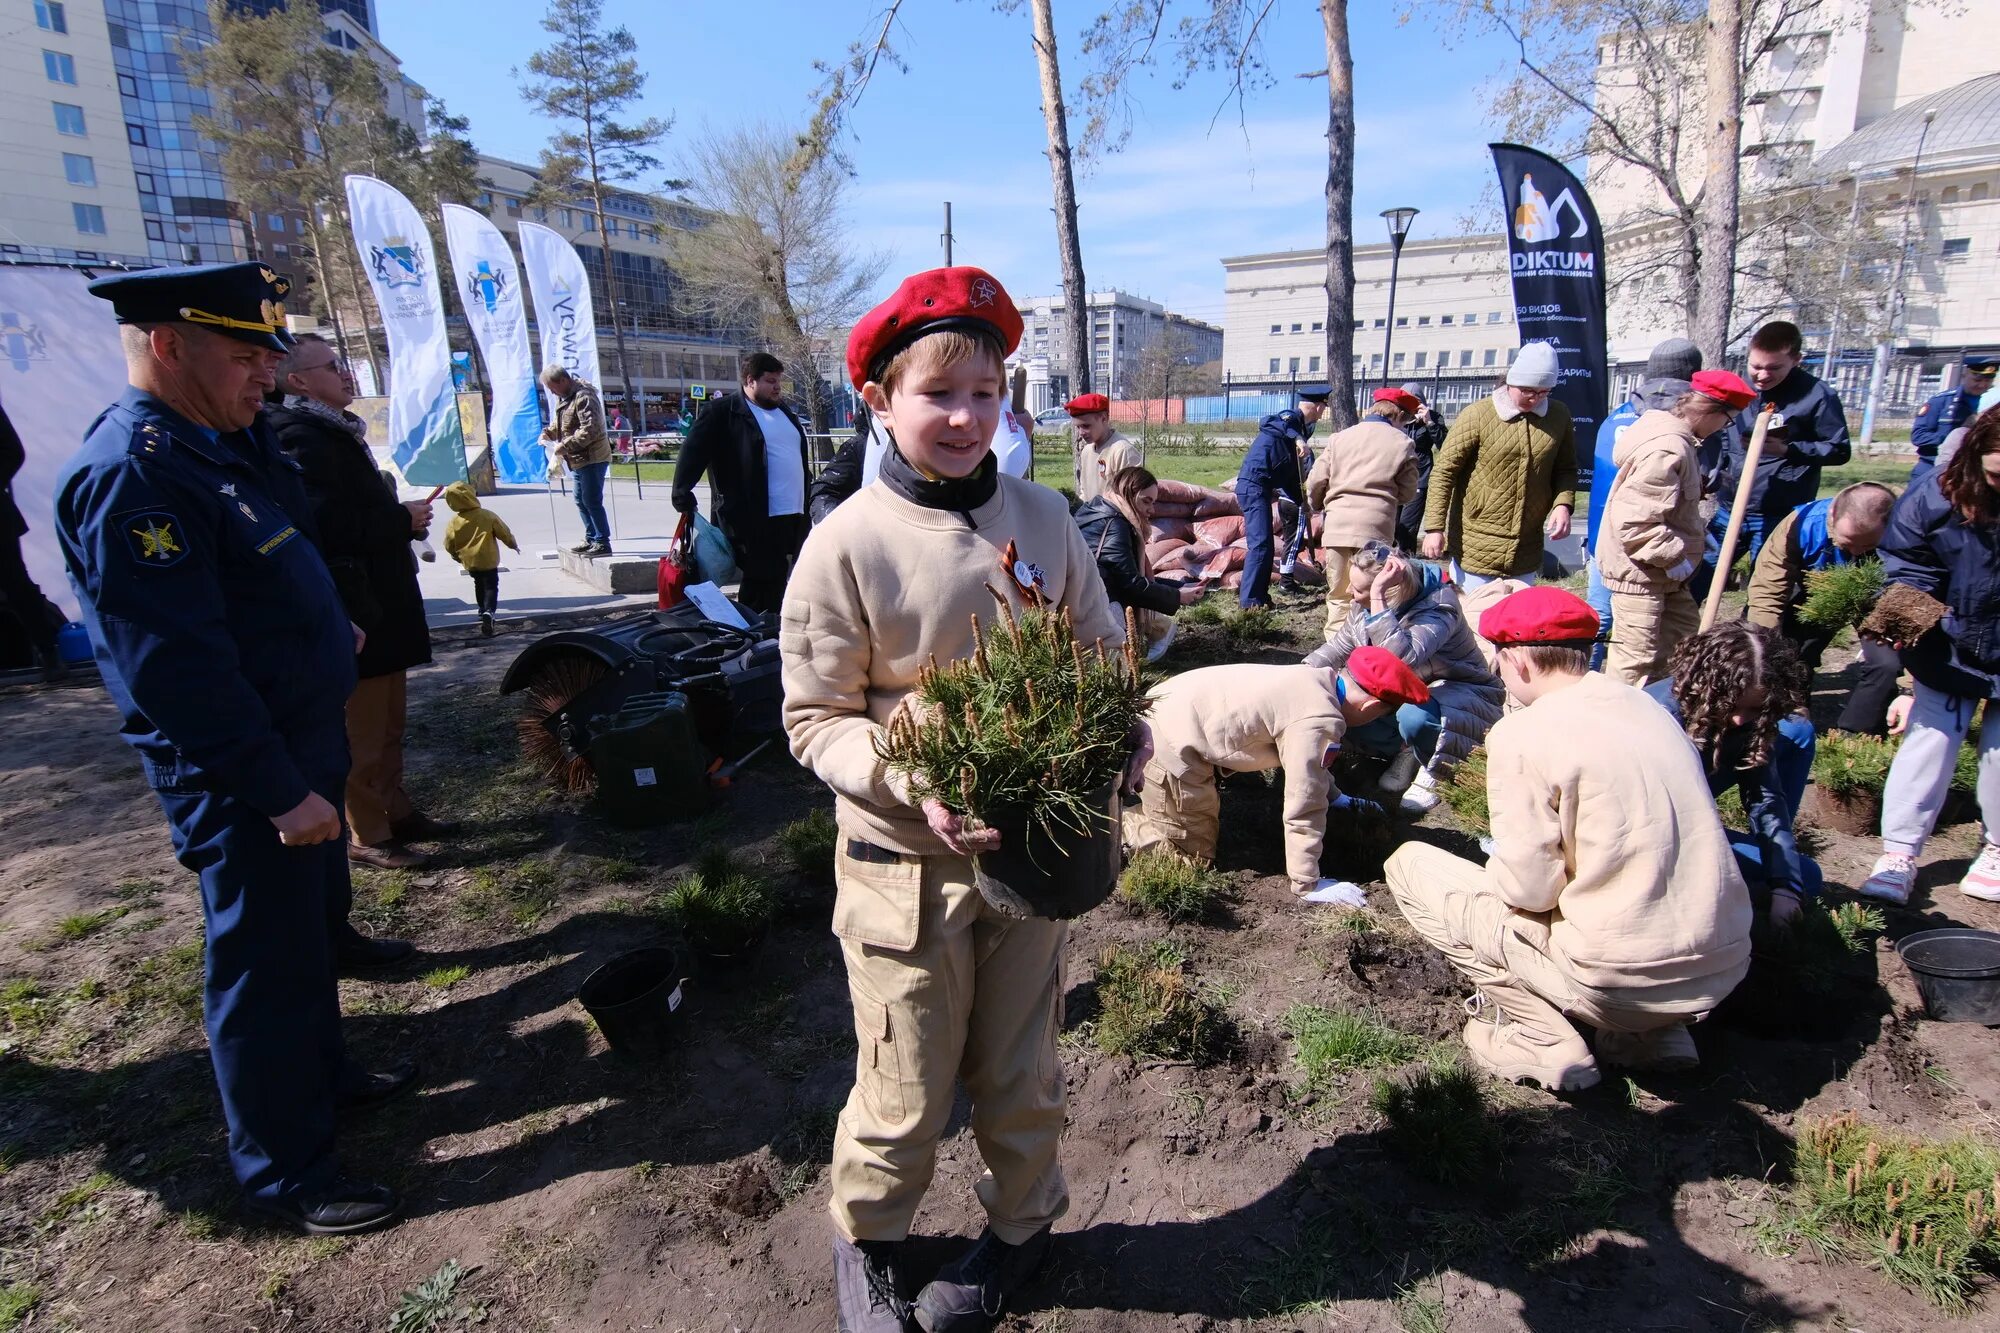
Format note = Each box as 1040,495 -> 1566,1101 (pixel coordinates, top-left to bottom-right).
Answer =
128,421 -> 172,456
115,508 -> 188,567
1918,402 -> 1931,416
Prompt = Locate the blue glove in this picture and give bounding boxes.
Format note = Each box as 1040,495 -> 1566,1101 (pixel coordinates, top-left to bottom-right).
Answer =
1331,792 -> 1384,816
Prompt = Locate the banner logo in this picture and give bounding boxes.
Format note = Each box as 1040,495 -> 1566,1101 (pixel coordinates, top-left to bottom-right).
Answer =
466,259 -> 509,313
368,235 -> 427,290
1491,144 -> 1608,443
1,312 -> 49,373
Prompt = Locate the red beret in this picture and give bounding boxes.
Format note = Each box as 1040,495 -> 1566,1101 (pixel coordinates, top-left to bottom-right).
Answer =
1372,387 -> 1422,414
1691,369 -> 1755,411
1065,392 -> 1110,416
1345,646 -> 1431,707
845,266 -> 1023,390
1478,586 -> 1601,646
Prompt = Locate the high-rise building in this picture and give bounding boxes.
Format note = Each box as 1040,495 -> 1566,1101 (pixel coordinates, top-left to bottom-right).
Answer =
1013,290 -> 1223,408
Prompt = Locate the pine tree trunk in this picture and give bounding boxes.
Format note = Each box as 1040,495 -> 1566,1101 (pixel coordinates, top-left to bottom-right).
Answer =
1695,0 -> 1743,363
1321,1 -> 1357,429
1030,0 -> 1090,397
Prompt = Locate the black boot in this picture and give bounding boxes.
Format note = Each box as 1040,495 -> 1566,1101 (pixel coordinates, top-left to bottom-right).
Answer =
833,1234 -> 911,1333
914,1227 -> 1051,1332
247,1178 -> 402,1235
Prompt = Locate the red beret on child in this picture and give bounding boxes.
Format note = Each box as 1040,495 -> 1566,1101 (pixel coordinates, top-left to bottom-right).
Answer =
1690,369 -> 1756,411
1372,386 -> 1422,414
1479,586 -> 1601,646
1346,646 -> 1431,706
1065,392 -> 1110,416
846,266 -> 1024,390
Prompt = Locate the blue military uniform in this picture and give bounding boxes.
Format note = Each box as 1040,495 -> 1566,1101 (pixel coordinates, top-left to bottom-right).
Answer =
1235,392 -> 1322,608
53,264 -> 372,1219
1911,354 -> 1998,480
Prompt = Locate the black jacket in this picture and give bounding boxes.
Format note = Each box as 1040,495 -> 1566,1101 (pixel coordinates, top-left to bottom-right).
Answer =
0,404 -> 26,541
1073,496 -> 1180,617
673,390 -> 810,547
268,404 -> 431,680
808,426 -> 868,526
1718,368 -> 1850,525
1882,475 -> 2000,694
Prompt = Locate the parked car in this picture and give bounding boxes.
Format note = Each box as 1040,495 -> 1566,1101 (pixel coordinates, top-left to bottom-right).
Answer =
1034,407 -> 1072,427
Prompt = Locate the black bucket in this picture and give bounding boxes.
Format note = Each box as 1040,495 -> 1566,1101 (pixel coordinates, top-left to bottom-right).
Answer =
578,947 -> 689,1057
1896,928 -> 2000,1025
972,781 -> 1122,921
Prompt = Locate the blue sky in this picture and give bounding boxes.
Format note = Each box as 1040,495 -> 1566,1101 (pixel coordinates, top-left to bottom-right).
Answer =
379,1 -> 1522,325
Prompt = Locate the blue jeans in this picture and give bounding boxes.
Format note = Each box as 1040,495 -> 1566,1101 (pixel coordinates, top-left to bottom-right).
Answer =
1453,565 -> 1537,591
572,461 -> 611,546
1345,698 -> 1444,764
1583,554 -> 1613,672
1728,713 -> 1822,899
1236,481 -> 1274,608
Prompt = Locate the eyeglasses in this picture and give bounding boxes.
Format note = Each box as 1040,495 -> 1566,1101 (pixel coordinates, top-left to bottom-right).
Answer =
297,357 -> 348,375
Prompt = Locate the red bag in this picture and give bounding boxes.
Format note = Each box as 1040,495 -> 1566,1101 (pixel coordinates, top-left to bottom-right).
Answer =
658,514 -> 694,609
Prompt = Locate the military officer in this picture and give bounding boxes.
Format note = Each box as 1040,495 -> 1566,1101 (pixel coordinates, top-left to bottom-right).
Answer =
1234,386 -> 1328,609
1911,353 -> 1998,481
54,262 -> 412,1235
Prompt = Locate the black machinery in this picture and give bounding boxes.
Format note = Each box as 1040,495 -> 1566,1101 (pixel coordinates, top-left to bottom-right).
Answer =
500,599 -> 783,796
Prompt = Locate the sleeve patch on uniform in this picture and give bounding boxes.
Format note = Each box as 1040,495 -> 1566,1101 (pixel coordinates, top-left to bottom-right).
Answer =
257,526 -> 298,556
120,511 -> 187,567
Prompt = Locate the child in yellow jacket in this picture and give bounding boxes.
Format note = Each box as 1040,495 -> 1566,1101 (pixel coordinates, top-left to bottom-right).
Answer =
440,482 -> 518,636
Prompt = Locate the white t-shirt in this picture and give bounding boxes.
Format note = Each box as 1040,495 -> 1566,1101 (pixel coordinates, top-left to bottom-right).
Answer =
750,400 -> 806,517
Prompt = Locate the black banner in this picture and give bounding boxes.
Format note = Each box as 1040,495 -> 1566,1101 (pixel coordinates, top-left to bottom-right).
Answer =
1490,143 -> 1609,445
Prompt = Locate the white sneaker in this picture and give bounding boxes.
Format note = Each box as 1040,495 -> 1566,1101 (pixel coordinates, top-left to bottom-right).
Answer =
1400,765 -> 1442,814
1858,853 -> 1918,905
1959,843 -> 2000,903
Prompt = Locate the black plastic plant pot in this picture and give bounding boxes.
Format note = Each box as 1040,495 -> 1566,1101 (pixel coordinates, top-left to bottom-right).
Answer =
684,921 -> 769,967
972,780 -> 1122,920
1896,928 -> 2000,1025
578,946 -> 689,1058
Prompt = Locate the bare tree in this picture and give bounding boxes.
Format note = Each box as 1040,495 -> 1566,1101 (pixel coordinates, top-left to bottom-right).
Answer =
1319,2 -> 1357,426
1025,0 -> 1094,395
1697,0 -> 1744,359
672,124 -> 887,436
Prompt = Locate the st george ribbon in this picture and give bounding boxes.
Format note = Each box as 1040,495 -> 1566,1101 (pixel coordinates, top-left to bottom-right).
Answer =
1490,143 -> 1609,445
441,203 -> 544,483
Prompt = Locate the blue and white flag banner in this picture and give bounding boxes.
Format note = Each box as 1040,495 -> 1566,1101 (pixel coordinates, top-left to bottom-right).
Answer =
441,203 -> 544,484
517,220 -> 602,413
345,174 -> 467,486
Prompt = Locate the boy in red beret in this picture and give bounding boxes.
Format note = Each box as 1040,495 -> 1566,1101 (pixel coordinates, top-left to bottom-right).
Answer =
1064,391 -> 1139,501
1131,647 -> 1429,903
783,267 -> 1130,1333
1384,587 -> 1752,1091
1594,369 -> 1756,685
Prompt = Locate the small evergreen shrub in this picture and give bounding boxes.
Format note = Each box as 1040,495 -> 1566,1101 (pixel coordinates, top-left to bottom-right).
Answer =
777,809 -> 838,882
1093,940 -> 1227,1063
1796,560 -> 1885,632
1117,847 -> 1228,924
652,846 -> 776,958
1371,1058 -> 1500,1185
1440,750 -> 1490,837
1812,730 -> 1895,798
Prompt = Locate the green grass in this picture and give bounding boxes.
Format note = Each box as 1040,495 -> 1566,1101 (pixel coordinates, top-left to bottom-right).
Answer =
777,809 -> 838,883
1092,940 -> 1229,1063
1371,1058 -> 1500,1186
1439,750 -> 1490,838
1394,1280 -> 1450,1333
389,1258 -> 483,1332
455,860 -> 562,930
0,1283 -> 40,1331
1117,847 -> 1228,924
120,939 -> 204,1023
53,906 -> 129,943
41,1171 -> 114,1229
1285,1004 -> 1427,1090
1,980 -> 47,1036
422,965 -> 471,990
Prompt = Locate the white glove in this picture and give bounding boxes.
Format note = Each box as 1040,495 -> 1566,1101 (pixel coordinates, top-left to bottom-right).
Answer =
1301,878 -> 1367,907
1666,559 -> 1694,583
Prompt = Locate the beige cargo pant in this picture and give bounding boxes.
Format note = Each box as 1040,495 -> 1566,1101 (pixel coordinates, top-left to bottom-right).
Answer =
828,840 -> 1069,1246
1606,586 -> 1698,689
1383,843 -> 1728,1056
1126,758 -> 1221,864
1321,545 -> 1359,641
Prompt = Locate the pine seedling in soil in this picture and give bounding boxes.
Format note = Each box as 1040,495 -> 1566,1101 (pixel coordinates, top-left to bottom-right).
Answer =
1737,898 -> 1884,1022
777,808 -> 838,883
877,598 -> 1148,842
1812,730 -> 1896,799
1371,1058 -> 1500,1186
1768,1111 -> 2000,1309
1118,847 -> 1228,924
1796,560 -> 1885,633
652,845 -> 776,958
1092,940 -> 1227,1064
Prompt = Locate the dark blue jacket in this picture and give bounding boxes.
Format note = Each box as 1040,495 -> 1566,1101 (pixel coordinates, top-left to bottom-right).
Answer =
1719,368 -> 1850,525
55,389 -> 357,817
1881,474 -> 2000,689
1911,387 -> 1981,458
1644,678 -> 1806,894
1235,409 -> 1312,504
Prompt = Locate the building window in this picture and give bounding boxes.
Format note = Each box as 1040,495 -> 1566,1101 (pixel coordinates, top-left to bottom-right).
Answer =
506,197 -> 522,217
53,102 -> 86,136
1396,316 -> 1408,328
1440,314 -> 1453,325
1941,237 -> 1971,258
117,72 -> 139,97
134,171 -> 155,194
1290,323 -> 1302,333
72,202 -> 105,235
583,213 -> 596,232
1487,311 -> 1503,324
560,208 -> 573,227
1459,350 -> 1472,367
1372,318 -> 1385,329
1483,349 -> 1497,366
1972,183 -> 1991,202
1392,352 -> 1406,368
1352,320 -> 1362,330
36,2 -> 66,34
1269,323 -> 1281,335
1288,356 -> 1301,373
1941,186 -> 1959,205
476,190 -> 492,208
62,152 -> 94,186
126,123 -> 146,146
1309,356 -> 1321,372
1417,316 -> 1430,326
1268,358 -> 1280,374
1370,354 -> 1382,369
1415,352 -> 1427,368
43,50 -> 76,84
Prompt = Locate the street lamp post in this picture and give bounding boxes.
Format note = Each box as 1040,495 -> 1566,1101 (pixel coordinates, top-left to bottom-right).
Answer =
1821,163 -> 1863,396
1860,109 -> 1936,447
1379,206 -> 1419,392
618,301 -> 649,435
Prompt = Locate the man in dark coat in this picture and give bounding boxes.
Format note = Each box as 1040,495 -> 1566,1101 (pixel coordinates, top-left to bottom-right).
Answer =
1709,320 -> 1851,567
0,402 -> 65,678
269,334 -> 451,893
672,351 -> 811,613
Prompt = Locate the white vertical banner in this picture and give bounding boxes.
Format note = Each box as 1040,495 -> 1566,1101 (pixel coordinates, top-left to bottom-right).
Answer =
517,221 -> 602,410
440,203 -> 544,484
344,174 -> 466,486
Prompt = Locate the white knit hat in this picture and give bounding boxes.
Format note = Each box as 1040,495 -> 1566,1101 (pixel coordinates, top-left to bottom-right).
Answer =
1507,342 -> 1560,390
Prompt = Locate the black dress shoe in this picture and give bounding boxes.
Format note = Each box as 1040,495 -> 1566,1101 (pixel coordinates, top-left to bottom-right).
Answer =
248,1179 -> 402,1235
390,812 -> 461,841
338,1060 -> 421,1118
336,929 -> 415,972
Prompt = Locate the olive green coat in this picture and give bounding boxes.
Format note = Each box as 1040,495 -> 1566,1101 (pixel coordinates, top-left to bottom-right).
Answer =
1422,390 -> 1578,578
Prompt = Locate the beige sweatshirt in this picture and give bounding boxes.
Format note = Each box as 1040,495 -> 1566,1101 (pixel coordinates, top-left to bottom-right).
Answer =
1147,664 -> 1347,885
781,474 -> 1126,857
1076,432 -> 1141,500
1484,671 -> 1751,995
1304,419 -> 1419,549
1594,409 -> 1704,596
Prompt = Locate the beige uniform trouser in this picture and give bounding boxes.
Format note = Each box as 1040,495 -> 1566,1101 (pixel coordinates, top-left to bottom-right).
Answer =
829,842 -> 1068,1247
1384,843 -> 1723,1058
345,671 -> 415,846
1127,758 -> 1221,864
1320,546 -> 1359,641
1605,586 -> 1698,689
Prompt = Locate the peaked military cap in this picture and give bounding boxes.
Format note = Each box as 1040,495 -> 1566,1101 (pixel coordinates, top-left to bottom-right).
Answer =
1297,385 -> 1332,403
88,261 -> 296,353
1964,352 -> 1999,373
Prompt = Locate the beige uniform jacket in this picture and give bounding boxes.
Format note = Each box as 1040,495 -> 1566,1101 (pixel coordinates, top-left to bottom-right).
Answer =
1076,432 -> 1140,501
1305,419 -> 1420,549
551,382 -> 612,467
1745,507 -> 1805,630
1483,671 -> 1752,994
1594,410 -> 1704,596
1146,664 -> 1347,885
